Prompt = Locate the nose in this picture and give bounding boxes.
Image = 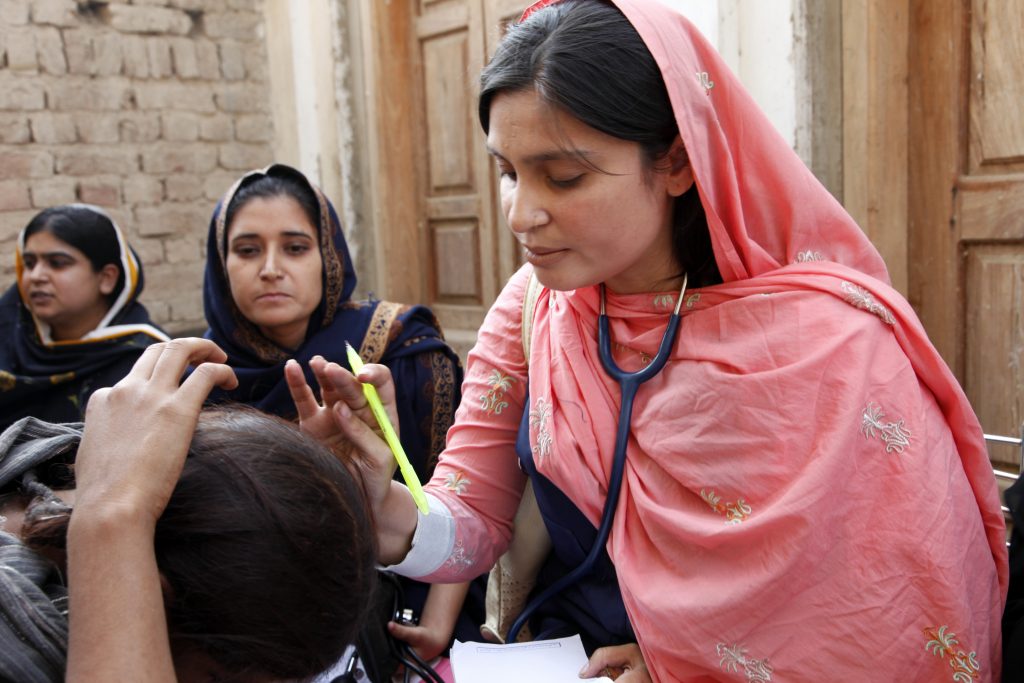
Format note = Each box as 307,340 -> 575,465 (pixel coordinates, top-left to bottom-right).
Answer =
259,251 -> 282,280
26,261 -> 48,282
505,185 -> 550,234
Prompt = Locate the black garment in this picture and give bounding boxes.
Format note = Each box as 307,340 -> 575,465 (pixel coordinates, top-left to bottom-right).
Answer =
514,392 -> 635,653
1004,476 -> 1024,682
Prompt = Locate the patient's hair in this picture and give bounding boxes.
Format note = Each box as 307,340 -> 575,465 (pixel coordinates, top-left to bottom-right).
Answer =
25,406 -> 377,680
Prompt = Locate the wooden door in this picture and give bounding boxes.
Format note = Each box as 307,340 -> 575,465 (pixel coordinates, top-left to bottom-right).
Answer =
909,0 -> 1024,470
363,0 -> 525,360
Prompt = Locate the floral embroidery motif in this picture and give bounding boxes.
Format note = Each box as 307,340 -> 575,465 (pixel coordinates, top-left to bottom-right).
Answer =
653,294 -> 675,309
795,250 -> 825,262
701,488 -> 752,524
716,643 -> 773,682
696,71 -> 715,93
49,371 -> 75,385
444,471 -> 470,495
840,281 -> 895,325
479,370 -> 515,416
443,539 -> 474,570
0,370 -> 15,392
924,625 -> 980,682
861,402 -> 912,454
614,342 -> 652,366
529,396 -> 553,459
685,293 -> 701,309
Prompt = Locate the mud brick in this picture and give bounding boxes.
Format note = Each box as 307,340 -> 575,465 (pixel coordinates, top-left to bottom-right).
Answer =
107,5 -> 192,35
0,150 -> 53,179
0,181 -> 32,211
30,112 -> 76,143
30,176 -> 77,207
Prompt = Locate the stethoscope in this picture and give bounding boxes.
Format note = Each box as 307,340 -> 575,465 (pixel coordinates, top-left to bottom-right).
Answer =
507,274 -> 689,643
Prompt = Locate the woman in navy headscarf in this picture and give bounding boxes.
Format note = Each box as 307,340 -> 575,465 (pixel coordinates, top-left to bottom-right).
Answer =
0,204 -> 168,432
202,163 -> 480,663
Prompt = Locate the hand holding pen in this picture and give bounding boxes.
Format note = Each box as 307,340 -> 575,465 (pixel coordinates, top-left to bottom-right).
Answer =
286,352 -> 429,518
345,343 -> 429,514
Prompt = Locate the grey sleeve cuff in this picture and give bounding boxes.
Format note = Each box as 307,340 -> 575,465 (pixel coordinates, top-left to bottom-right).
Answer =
382,491 -> 455,579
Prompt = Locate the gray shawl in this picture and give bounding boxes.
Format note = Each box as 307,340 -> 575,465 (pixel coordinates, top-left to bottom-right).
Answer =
0,418 -> 82,683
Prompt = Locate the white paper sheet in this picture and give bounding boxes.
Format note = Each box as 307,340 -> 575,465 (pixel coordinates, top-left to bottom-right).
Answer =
450,634 -> 614,683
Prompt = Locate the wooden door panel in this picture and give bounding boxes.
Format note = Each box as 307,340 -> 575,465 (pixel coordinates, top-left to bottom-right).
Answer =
423,32 -> 475,191
959,177 -> 1024,241
964,247 -> 1024,449
969,0 -> 1024,172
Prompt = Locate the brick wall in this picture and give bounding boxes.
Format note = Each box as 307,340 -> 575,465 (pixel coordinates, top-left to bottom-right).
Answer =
0,0 -> 275,334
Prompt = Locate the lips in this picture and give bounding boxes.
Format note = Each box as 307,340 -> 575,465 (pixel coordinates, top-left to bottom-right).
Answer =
256,292 -> 291,302
523,245 -> 562,256
521,244 -> 568,265
28,291 -> 54,303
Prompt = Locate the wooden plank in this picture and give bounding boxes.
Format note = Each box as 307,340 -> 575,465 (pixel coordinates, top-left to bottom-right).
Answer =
841,0 -> 909,294
958,176 -> 1024,241
907,0 -> 965,375
363,0 -> 425,304
426,194 -> 481,219
416,1 -> 471,38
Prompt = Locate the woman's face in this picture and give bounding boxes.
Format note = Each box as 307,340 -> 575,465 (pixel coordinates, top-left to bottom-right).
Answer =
20,230 -> 118,341
225,194 -> 323,350
487,88 -> 693,294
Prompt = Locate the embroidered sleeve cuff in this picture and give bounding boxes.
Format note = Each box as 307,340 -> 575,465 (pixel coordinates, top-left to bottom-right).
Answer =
382,492 -> 455,579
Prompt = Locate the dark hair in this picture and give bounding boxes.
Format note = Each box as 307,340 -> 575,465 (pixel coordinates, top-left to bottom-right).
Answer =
224,170 -> 321,239
25,406 -> 377,680
23,205 -> 127,300
479,0 -> 721,287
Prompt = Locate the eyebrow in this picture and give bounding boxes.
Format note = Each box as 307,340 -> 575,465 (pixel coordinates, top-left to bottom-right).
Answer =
22,249 -> 76,259
486,146 -> 595,165
229,230 -> 316,242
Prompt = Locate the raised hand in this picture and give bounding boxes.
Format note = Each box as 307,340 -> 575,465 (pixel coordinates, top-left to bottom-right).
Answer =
73,338 -> 237,527
286,356 -> 400,512
67,338 -> 237,683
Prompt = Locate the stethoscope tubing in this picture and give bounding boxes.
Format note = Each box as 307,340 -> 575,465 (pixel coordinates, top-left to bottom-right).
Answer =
506,276 -> 687,643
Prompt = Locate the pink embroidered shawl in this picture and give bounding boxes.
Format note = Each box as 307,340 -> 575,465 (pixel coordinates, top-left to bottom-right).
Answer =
423,1 -> 1008,680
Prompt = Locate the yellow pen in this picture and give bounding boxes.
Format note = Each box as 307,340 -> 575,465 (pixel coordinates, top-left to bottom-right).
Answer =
345,343 -> 430,515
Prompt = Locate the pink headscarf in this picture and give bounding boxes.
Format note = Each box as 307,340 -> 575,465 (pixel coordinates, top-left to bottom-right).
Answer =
513,0 -> 1007,680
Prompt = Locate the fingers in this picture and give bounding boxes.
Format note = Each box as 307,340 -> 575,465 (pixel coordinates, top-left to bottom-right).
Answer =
177,361 -> 237,409
128,338 -> 227,387
125,342 -> 165,381
581,644 -> 645,680
354,363 -> 397,406
285,359 -> 321,421
387,621 -> 423,647
333,402 -> 396,472
387,622 -> 446,663
309,356 -> 343,406
318,361 -> 367,410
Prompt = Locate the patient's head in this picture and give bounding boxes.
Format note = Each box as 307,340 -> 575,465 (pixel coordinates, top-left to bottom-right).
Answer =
25,406 -> 377,682
158,406 -> 376,680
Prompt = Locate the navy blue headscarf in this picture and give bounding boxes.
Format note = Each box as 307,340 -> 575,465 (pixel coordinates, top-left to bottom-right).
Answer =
202,164 -> 462,479
0,205 -> 168,432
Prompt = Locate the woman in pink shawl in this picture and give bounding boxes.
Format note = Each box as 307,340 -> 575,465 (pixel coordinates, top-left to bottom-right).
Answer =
294,0 -> 1008,680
